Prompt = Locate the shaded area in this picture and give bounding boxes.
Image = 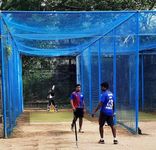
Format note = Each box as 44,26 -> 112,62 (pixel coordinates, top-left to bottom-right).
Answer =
23,56 -> 76,109
139,54 -> 156,112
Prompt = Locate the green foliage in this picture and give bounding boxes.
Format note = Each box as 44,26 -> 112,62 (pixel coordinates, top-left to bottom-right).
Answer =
6,45 -> 12,57
1,0 -> 42,10
1,0 -> 156,11
22,56 -> 76,103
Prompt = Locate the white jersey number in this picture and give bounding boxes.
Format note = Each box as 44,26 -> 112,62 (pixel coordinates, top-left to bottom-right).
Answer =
105,97 -> 113,110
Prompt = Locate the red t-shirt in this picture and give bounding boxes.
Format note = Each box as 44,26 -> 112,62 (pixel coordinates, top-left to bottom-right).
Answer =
70,91 -> 84,108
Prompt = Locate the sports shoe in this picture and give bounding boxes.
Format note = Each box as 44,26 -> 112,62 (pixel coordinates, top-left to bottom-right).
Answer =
113,139 -> 118,144
78,129 -> 84,133
98,139 -> 105,144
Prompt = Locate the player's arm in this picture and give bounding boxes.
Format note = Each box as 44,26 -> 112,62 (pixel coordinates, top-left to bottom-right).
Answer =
113,101 -> 115,112
113,96 -> 116,116
70,94 -> 76,111
70,100 -> 76,111
82,95 -> 85,109
83,100 -> 86,113
92,94 -> 104,117
92,101 -> 103,115
82,100 -> 85,109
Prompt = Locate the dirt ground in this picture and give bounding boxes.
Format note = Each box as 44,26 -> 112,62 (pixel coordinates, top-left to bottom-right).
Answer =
0,111 -> 156,150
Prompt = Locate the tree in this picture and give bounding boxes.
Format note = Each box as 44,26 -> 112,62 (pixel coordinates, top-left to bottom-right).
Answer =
1,0 -> 156,11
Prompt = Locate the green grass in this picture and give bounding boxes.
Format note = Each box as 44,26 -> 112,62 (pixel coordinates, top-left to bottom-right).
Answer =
28,110 -> 156,123
30,111 -> 73,123
139,112 -> 156,121
117,110 -> 156,122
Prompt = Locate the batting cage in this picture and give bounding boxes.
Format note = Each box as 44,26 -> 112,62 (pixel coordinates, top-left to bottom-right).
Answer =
0,11 -> 156,138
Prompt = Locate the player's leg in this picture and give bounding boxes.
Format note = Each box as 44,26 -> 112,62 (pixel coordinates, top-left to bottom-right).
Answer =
51,99 -> 55,107
47,99 -> 51,111
110,125 -> 118,144
55,105 -> 58,112
78,108 -> 84,133
99,125 -> 104,139
107,116 -> 118,144
71,109 -> 78,131
79,117 -> 84,133
71,116 -> 77,130
110,124 -> 116,138
51,99 -> 58,111
98,112 -> 105,144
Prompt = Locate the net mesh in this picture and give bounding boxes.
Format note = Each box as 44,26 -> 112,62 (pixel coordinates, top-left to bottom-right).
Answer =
0,11 -> 156,137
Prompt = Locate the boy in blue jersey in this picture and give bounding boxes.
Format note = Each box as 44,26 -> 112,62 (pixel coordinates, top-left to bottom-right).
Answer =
92,82 -> 118,144
70,84 -> 85,133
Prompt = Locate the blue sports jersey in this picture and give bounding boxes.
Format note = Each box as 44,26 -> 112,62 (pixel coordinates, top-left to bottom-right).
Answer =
100,90 -> 114,116
70,92 -> 84,108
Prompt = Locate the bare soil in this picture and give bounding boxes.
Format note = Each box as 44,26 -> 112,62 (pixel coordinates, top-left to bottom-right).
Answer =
0,111 -> 156,150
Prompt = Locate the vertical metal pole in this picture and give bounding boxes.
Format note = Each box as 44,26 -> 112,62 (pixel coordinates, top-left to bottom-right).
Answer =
98,40 -> 102,100
113,29 -> 117,124
11,40 -> 16,127
136,12 -> 139,134
88,47 -> 92,113
129,56 -> 132,105
141,54 -> 144,111
1,21 -> 7,138
14,45 -> 19,116
7,33 -> 12,135
12,44 -> 15,120
76,56 -> 79,84
19,54 -> 24,113
81,52 -> 84,95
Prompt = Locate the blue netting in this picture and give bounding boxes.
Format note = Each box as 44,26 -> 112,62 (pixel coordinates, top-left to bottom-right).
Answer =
90,42 -> 100,114
77,13 -> 139,133
139,12 -> 156,50
1,19 -> 23,137
76,55 -> 81,84
0,11 -> 156,137
2,11 -> 136,56
115,14 -> 139,132
139,12 -> 156,111
139,53 -> 156,111
82,48 -> 90,111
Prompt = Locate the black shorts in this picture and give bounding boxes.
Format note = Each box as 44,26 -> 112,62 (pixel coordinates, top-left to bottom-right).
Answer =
99,112 -> 114,127
48,98 -> 55,106
74,108 -> 84,118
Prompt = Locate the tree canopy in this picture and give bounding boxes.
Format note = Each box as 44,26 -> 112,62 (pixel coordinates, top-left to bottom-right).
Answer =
1,0 -> 156,11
